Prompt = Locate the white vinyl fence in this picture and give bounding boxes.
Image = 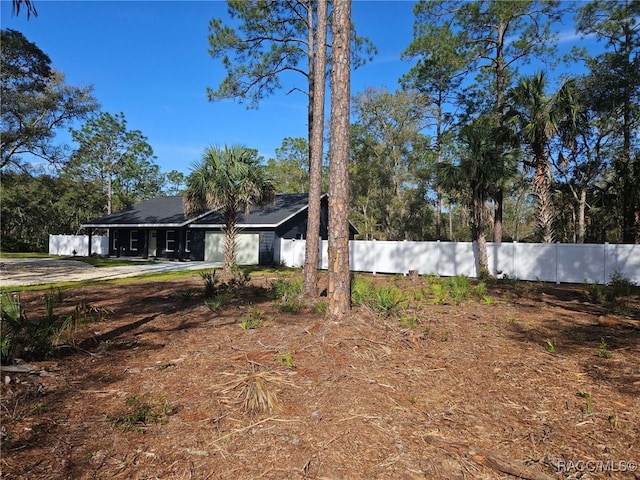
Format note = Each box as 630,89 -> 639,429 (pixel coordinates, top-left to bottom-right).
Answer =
49,235 -> 108,257
278,239 -> 640,285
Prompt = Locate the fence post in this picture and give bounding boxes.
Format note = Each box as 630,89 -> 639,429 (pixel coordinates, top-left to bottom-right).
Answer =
555,242 -> 560,284
512,241 -> 517,280
372,239 -> 377,275
403,239 -> 407,276
290,239 -> 295,267
603,242 -> 608,284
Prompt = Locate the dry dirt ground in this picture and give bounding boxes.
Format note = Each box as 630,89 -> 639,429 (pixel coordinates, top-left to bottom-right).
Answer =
1,272 -> 639,480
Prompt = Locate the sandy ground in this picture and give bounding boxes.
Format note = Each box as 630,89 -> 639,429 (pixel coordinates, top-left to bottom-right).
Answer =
0,258 -> 219,287
1,273 -> 639,479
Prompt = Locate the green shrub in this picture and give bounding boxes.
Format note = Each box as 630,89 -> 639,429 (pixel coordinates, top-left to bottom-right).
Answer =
313,300 -> 328,314
277,298 -> 303,314
269,277 -> 302,300
607,271 -> 636,300
429,282 -> 448,305
372,285 -> 407,316
240,309 -> 265,330
350,275 -> 375,307
200,270 -> 219,298
426,275 -> 473,305
447,275 -> 471,303
1,292 -> 58,361
205,294 -> 228,312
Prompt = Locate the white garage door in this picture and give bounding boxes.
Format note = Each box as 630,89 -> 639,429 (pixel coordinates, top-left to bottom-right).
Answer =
204,232 -> 259,265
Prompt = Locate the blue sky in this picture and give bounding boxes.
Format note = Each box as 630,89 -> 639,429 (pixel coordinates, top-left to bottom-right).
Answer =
1,0 -> 596,176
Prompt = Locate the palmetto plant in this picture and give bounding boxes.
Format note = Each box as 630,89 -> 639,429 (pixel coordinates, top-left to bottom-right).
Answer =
184,145 -> 275,274
437,117 -> 517,274
506,72 -> 582,243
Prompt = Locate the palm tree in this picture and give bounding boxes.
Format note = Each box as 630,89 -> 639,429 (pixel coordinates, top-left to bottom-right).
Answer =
437,118 -> 517,276
184,145 -> 275,274
507,72 -> 582,243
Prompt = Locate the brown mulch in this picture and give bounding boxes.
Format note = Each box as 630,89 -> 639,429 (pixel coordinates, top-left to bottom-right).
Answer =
1,273 -> 639,480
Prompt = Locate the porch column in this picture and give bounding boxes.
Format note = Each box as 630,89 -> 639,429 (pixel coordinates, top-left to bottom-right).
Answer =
177,229 -> 184,261
142,230 -> 149,259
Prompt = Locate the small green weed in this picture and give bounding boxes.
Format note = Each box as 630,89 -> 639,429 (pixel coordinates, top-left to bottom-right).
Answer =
585,281 -> 607,304
240,309 -> 265,330
277,298 -> 303,313
313,300 -> 328,314
545,339 -> 557,354
579,391 -> 594,414
429,282 -> 448,305
276,352 -> 296,370
399,313 -> 419,329
205,294 -> 228,312
107,394 -> 173,432
598,338 -> 612,359
473,281 -> 487,298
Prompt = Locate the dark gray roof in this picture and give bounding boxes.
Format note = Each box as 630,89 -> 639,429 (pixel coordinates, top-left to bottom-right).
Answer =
82,193 -> 322,229
82,196 -> 190,227
192,193 -> 322,227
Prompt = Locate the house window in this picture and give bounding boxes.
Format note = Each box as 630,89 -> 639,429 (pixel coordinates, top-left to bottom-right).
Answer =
112,231 -> 119,250
166,230 -> 176,252
185,231 -> 191,252
130,230 -> 139,251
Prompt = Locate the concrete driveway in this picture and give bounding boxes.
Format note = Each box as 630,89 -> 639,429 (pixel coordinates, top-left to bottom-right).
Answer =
0,258 -> 220,287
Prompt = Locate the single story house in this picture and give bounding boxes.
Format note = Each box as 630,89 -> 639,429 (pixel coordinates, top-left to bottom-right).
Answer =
82,193 -> 357,265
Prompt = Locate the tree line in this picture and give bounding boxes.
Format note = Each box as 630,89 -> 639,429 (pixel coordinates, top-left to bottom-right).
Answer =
2,0 -> 638,318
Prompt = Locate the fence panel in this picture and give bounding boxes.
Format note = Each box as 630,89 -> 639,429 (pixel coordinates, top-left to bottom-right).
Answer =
49,235 -> 108,257
606,244 -> 640,284
438,242 -> 477,277
276,238 -> 639,284
513,243 -> 557,282
557,244 -> 606,284
488,243 -> 516,278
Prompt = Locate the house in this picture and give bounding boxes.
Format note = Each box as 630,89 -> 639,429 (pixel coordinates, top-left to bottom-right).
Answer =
82,193 -> 357,264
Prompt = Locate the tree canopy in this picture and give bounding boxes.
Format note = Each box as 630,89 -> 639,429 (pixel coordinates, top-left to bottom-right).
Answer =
1,29 -> 98,172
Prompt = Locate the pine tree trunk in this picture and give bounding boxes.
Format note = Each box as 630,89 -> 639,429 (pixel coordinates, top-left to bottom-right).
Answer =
303,0 -> 327,297
492,19 -> 507,244
327,0 -> 351,321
